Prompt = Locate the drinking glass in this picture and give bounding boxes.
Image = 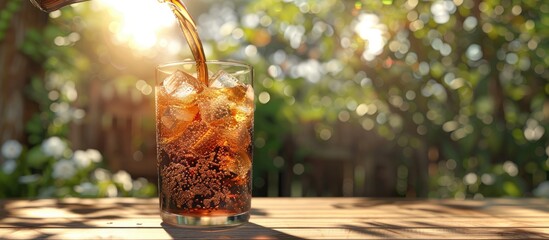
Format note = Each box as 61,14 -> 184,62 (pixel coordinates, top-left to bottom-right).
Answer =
155,61 -> 253,227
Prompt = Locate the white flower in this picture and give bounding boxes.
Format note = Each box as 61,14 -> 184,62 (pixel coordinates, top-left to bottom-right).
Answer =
132,177 -> 148,191
74,182 -> 98,196
106,184 -> 118,197
41,137 -> 67,158
2,140 -> 23,159
52,159 -> 76,180
18,174 -> 40,184
92,168 -> 111,181
533,181 -> 549,198
72,149 -> 102,169
113,170 -> 133,191
86,149 -> 102,163
2,159 -> 17,174
72,150 -> 91,169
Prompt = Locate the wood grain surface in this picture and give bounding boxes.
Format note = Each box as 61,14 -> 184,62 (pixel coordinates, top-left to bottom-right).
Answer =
1,198 -> 549,239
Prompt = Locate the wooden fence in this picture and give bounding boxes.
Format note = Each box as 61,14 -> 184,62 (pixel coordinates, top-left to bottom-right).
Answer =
70,80 -> 410,197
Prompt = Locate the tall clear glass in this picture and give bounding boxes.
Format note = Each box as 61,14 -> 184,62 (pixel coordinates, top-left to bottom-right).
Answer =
155,61 -> 254,227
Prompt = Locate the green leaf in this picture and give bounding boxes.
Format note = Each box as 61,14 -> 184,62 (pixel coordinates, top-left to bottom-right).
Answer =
26,146 -> 50,169
6,0 -> 21,12
503,181 -> 521,197
381,0 -> 393,5
0,10 -> 12,21
0,21 -> 9,31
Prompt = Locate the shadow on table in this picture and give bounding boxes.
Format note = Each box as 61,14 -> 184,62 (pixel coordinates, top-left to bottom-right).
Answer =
0,199 -> 156,230
339,222 -> 549,239
1,200 -> 107,239
331,199 -> 549,239
161,222 -> 305,240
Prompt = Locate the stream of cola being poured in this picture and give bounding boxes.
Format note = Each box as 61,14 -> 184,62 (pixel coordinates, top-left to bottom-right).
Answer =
159,0 -> 209,84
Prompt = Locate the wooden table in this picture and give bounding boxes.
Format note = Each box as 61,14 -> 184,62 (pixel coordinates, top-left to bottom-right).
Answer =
1,198 -> 549,239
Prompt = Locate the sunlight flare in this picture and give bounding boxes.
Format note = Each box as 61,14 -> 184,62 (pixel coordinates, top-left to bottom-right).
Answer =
96,0 -> 176,50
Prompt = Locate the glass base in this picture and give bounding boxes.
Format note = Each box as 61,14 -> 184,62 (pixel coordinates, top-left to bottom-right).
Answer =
161,211 -> 249,227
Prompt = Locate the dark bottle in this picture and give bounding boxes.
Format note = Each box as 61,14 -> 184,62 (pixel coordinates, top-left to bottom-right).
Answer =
30,0 -> 89,12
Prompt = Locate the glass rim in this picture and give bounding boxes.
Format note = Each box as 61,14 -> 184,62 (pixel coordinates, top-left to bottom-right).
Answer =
156,60 -> 252,75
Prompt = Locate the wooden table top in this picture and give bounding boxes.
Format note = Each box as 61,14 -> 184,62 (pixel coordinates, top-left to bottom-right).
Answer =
1,197 -> 549,239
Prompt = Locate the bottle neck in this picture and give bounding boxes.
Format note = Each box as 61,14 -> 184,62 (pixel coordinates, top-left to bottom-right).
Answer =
30,0 -> 91,13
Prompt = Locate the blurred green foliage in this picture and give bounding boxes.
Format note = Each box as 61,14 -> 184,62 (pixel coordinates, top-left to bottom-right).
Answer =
0,4 -> 156,199
0,0 -> 21,41
200,0 -> 548,198
3,0 -> 548,199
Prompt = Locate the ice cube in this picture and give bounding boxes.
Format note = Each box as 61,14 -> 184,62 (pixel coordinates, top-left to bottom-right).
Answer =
169,105 -> 198,122
220,150 -> 251,177
222,117 -> 253,153
197,88 -> 233,123
175,121 -> 219,156
204,106 -> 232,123
209,70 -> 242,88
160,113 -> 176,130
245,85 -> 254,102
158,104 -> 198,143
234,105 -> 254,123
162,70 -> 204,99
226,85 -> 253,125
